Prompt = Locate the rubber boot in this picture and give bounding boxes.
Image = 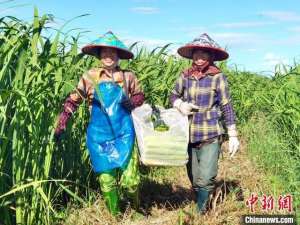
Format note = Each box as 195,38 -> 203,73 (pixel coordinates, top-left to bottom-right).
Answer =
102,189 -> 121,216
197,189 -> 209,214
127,187 -> 140,210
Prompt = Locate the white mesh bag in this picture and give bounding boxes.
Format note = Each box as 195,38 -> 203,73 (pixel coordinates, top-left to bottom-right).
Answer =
132,104 -> 189,166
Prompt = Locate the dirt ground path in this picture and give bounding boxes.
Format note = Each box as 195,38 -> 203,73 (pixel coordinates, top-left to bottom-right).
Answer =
64,139 -> 283,225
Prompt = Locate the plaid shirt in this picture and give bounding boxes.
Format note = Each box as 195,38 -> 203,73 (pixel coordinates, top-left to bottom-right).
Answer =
170,73 -> 236,143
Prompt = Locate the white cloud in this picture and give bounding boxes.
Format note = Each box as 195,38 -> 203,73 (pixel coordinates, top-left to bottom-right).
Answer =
123,33 -> 263,56
123,36 -> 178,55
271,34 -> 300,46
260,11 -> 300,21
130,7 -> 159,14
217,21 -> 275,28
0,7 -> 17,15
177,28 -> 264,47
246,48 -> 258,53
263,53 -> 289,67
124,36 -> 160,46
288,26 -> 300,32
211,32 -> 264,47
174,26 -> 207,38
124,37 -> 170,46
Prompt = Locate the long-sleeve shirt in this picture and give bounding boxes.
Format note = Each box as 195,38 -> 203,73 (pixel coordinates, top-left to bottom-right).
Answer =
67,67 -> 144,110
55,67 -> 144,133
170,72 -> 236,143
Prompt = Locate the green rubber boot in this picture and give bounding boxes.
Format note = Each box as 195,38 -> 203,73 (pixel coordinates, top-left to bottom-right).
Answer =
127,187 -> 140,210
102,189 -> 121,216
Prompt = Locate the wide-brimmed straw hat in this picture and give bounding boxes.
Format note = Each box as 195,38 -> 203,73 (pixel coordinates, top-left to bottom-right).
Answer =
177,33 -> 229,61
81,31 -> 134,59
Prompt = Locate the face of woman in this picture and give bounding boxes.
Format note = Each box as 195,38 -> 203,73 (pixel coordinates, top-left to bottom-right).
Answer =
192,50 -> 212,66
100,47 -> 119,69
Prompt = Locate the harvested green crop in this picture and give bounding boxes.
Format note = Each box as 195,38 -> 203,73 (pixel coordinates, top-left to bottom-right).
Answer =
144,136 -> 187,154
150,105 -> 169,131
142,135 -> 188,166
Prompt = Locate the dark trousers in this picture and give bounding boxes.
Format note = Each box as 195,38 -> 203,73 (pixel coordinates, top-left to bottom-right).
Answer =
186,138 -> 221,192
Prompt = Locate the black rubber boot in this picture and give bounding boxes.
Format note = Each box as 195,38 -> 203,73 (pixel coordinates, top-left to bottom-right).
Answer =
197,189 -> 209,214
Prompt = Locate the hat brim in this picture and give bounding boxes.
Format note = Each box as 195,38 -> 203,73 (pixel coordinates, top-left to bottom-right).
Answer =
177,45 -> 229,61
81,44 -> 134,59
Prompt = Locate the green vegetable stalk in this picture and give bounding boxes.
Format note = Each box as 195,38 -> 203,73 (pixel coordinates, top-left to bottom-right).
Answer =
151,105 -> 169,132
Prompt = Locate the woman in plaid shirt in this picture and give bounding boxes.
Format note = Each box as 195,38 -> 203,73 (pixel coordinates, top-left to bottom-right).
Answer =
170,33 -> 240,214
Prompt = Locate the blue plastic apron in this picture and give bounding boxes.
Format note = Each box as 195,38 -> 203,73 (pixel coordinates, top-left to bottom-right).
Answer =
86,81 -> 135,173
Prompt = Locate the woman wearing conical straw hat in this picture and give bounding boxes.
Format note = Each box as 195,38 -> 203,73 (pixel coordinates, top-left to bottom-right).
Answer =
170,33 -> 240,214
54,31 -> 145,216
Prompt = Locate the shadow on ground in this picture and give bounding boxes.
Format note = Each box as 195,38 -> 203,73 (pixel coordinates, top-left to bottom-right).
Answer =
137,178 -> 244,216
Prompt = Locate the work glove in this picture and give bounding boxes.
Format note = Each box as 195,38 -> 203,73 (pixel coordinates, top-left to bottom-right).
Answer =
227,124 -> 240,158
173,99 -> 200,116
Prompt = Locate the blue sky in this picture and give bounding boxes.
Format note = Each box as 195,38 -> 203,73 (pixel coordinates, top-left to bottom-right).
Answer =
1,0 -> 300,74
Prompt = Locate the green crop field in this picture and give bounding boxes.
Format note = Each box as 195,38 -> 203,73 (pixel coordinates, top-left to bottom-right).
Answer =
0,9 -> 299,225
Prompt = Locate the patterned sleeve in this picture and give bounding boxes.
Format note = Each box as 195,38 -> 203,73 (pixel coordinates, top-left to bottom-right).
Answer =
216,73 -> 231,106
68,74 -> 89,110
170,74 -> 184,105
55,73 -> 88,134
216,73 -> 236,126
126,71 -> 145,107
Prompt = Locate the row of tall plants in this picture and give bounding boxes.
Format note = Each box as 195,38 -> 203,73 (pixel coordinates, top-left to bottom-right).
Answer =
0,8 -> 299,224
